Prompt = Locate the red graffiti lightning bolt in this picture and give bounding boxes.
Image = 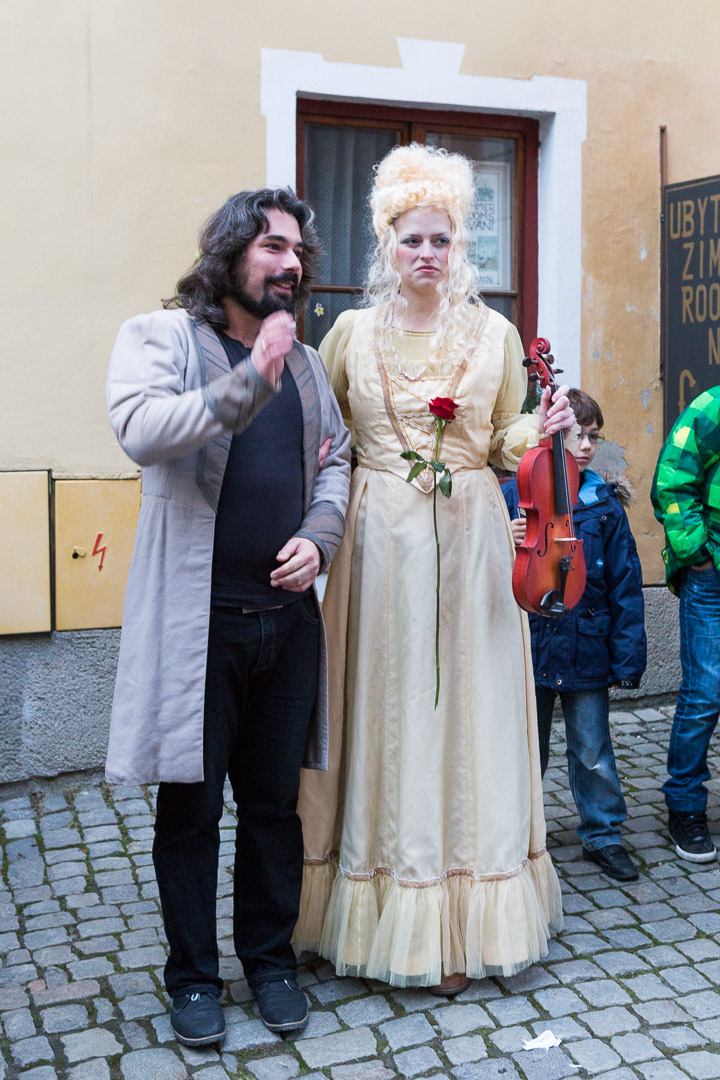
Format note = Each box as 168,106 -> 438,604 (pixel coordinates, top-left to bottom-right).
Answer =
92,532 -> 107,571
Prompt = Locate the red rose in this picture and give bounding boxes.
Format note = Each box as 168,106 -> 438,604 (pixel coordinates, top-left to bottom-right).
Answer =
429,397 -> 458,421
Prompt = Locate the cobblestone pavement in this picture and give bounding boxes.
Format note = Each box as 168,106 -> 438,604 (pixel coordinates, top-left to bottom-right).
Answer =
3,703 -> 720,1080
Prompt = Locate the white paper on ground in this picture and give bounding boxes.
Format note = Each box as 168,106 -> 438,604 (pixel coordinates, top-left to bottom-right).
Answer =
522,1030 -> 562,1051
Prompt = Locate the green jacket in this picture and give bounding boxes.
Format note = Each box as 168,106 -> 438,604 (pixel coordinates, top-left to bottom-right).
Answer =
651,386 -> 720,595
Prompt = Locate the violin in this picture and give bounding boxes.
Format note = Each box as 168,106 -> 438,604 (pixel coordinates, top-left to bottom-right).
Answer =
511,337 -> 586,618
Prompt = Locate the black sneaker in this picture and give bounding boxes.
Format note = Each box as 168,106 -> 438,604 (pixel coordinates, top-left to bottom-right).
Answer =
170,991 -> 225,1045
669,809 -> 717,863
254,977 -> 309,1032
582,844 -> 639,882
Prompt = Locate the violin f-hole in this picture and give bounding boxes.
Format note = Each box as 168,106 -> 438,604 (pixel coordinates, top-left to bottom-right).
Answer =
537,521 -> 554,559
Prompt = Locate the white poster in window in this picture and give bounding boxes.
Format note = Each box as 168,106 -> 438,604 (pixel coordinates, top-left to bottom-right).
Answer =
466,163 -> 512,291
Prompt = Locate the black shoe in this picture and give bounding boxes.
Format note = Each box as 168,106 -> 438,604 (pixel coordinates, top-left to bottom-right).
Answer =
170,991 -> 225,1045
254,977 -> 309,1032
669,809 -> 717,863
582,844 -> 639,881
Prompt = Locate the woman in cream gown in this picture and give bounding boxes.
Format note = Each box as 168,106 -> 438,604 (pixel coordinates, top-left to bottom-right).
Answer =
294,144 -> 570,989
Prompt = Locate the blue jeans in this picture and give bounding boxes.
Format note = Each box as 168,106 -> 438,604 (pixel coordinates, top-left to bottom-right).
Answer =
153,596 -> 320,998
536,685 -> 628,850
663,565 -> 720,812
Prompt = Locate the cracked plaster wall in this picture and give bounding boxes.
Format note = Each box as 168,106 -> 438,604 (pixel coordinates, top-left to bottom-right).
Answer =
0,631 -> 119,785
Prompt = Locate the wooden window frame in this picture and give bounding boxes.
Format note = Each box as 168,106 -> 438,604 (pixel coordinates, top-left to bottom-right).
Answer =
297,98 -> 539,346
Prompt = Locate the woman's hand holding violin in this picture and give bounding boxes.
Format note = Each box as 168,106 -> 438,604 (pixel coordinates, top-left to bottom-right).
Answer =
539,383 -> 575,436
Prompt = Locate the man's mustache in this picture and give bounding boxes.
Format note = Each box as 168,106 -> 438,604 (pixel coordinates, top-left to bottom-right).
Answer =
267,273 -> 299,288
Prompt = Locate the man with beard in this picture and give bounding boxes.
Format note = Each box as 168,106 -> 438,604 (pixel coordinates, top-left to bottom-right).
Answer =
105,189 -> 351,1044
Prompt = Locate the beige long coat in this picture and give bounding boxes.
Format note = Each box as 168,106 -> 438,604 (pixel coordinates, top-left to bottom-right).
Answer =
105,308 -> 351,785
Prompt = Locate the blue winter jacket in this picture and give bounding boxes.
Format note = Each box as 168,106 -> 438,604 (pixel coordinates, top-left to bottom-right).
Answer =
502,469 -> 647,691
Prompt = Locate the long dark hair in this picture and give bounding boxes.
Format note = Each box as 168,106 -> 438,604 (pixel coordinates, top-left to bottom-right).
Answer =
164,188 -> 320,328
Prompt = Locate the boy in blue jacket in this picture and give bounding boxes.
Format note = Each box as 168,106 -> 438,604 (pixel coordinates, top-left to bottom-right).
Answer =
504,389 -> 647,882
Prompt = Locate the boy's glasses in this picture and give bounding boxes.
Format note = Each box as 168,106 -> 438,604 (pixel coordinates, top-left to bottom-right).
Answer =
578,431 -> 605,445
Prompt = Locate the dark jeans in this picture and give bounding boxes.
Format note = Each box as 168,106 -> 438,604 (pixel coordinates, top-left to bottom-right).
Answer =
153,595 -> 320,998
664,565 -> 720,812
536,685 -> 628,850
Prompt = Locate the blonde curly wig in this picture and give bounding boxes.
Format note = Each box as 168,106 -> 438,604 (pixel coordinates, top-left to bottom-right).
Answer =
370,143 -> 475,239
366,143 -> 484,365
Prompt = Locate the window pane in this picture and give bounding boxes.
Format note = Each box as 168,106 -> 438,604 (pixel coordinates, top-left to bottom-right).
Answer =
304,125 -> 400,287
482,294 -> 515,323
425,133 -> 515,293
302,291 -> 364,352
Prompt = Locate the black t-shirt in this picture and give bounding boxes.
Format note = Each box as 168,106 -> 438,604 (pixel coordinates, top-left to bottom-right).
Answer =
211,333 -> 308,608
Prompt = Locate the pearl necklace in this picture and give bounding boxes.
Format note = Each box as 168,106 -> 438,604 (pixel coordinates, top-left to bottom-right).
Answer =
386,327 -> 437,381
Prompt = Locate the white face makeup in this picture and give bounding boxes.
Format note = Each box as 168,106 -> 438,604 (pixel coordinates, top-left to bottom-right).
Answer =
393,207 -> 452,295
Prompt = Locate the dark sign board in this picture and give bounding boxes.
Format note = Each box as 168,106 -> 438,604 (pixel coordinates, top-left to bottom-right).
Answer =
662,173 -> 720,436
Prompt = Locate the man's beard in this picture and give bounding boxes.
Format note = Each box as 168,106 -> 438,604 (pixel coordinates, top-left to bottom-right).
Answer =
228,269 -> 300,319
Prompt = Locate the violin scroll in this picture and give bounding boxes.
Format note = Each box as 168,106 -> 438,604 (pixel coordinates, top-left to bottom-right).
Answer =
529,336 -> 551,363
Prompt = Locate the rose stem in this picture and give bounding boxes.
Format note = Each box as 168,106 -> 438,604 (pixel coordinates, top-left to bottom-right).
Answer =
433,419 -> 444,709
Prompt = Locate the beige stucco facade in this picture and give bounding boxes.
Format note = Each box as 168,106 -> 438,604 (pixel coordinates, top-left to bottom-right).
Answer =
3,0 -> 720,583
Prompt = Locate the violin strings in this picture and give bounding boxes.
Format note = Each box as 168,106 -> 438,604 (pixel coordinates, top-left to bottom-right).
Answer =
550,370 -> 576,541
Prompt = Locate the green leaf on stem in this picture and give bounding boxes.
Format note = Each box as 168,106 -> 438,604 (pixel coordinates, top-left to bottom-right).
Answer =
400,450 -> 423,461
430,460 -> 445,473
405,461 -> 426,483
439,470 -> 453,498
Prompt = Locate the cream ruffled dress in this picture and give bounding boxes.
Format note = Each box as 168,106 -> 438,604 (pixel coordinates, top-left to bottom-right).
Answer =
294,303 -> 563,986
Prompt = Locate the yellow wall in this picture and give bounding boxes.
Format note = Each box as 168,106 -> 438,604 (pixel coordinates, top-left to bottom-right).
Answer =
3,0 -> 720,579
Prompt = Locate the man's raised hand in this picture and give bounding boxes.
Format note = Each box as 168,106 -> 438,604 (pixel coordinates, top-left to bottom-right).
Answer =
250,311 -> 295,386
